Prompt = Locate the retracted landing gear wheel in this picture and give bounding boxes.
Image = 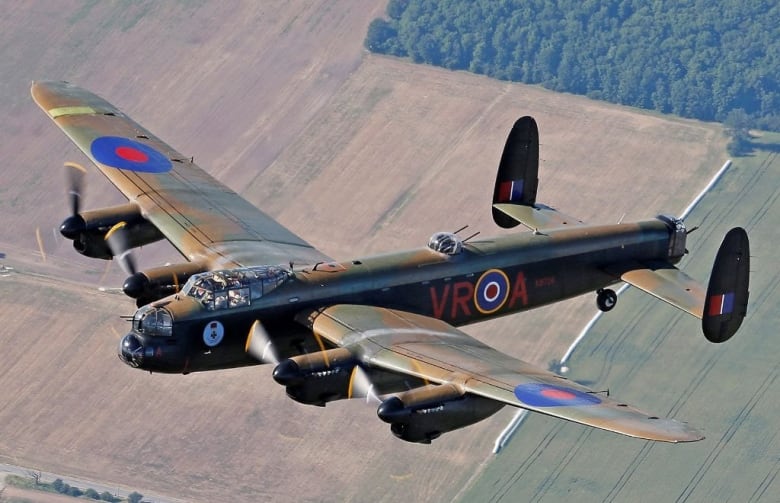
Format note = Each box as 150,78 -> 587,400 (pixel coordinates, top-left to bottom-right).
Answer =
596,288 -> 617,312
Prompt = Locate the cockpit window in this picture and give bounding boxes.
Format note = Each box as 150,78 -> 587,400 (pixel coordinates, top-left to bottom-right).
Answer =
181,265 -> 291,311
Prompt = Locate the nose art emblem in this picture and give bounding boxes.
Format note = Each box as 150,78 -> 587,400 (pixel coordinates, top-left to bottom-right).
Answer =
203,320 -> 225,347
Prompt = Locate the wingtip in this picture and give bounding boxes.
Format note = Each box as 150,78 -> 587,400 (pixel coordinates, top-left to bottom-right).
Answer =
675,428 -> 705,443
600,412 -> 705,443
30,80 -> 73,93
656,419 -> 705,443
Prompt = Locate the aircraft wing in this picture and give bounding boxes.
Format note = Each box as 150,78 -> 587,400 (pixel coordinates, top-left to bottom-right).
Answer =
298,304 -> 703,443
31,81 -> 329,268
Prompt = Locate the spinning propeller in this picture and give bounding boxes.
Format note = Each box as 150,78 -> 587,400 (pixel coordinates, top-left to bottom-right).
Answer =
245,320 -> 280,364
66,161 -> 85,215
245,320 -> 381,404
347,365 -> 381,404
59,162 -> 87,239
105,221 -> 137,275
58,162 -> 139,275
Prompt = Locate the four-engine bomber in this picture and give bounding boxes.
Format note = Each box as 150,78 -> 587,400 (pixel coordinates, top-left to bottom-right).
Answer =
33,81 -> 749,444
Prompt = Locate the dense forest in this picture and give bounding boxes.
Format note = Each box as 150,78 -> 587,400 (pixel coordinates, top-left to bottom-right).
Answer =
366,0 -> 780,132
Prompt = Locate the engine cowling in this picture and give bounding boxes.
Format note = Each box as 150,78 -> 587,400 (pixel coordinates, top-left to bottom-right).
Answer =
123,262 -> 207,306
69,228 -> 113,259
272,348 -> 357,406
377,384 -> 505,444
59,203 -> 164,260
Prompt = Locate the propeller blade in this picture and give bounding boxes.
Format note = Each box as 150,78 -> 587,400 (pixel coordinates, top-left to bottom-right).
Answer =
347,366 -> 381,404
311,330 -> 331,367
64,162 -> 86,216
245,320 -> 279,364
35,227 -> 46,263
105,221 -> 137,275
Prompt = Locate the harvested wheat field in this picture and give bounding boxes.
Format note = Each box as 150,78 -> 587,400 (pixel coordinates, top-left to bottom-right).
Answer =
0,2 -> 728,502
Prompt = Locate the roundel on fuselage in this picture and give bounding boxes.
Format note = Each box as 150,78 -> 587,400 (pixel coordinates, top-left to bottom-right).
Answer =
474,269 -> 510,314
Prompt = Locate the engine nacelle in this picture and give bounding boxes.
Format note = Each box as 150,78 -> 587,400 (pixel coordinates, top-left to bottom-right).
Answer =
273,348 -> 357,406
123,262 -> 207,306
70,229 -> 113,259
60,202 -> 164,260
377,384 -> 505,444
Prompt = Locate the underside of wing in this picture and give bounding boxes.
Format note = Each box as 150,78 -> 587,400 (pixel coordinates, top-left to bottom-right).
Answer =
299,304 -> 703,443
617,262 -> 706,318
31,81 -> 329,268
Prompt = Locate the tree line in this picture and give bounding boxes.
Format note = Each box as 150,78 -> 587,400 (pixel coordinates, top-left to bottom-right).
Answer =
366,0 -> 780,132
4,472 -> 143,503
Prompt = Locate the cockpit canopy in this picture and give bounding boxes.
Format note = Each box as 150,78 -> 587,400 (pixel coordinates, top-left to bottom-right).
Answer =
182,265 -> 291,311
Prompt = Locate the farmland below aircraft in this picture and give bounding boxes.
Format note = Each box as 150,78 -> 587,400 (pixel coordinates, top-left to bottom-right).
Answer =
32,81 -> 749,444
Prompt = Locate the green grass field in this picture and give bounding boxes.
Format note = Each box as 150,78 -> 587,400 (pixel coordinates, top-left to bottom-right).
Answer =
458,141 -> 780,502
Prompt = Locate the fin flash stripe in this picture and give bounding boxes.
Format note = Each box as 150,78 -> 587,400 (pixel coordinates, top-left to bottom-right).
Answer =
708,292 -> 735,316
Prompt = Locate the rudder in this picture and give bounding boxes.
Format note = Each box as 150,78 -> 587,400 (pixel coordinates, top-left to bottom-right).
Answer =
702,227 -> 750,343
492,116 -> 539,228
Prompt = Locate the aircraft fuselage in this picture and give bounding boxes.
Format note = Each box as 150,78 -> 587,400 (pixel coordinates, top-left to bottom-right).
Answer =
119,217 -> 681,373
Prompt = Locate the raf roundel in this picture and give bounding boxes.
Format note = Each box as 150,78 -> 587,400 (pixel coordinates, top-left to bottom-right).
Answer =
513,383 -> 602,407
474,269 -> 510,314
90,136 -> 172,173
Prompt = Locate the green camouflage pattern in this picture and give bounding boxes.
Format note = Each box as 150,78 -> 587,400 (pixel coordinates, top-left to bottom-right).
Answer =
31,80 -> 329,268
33,82 -> 748,444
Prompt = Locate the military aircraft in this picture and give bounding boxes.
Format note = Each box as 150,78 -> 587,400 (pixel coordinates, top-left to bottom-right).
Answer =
32,81 -> 749,444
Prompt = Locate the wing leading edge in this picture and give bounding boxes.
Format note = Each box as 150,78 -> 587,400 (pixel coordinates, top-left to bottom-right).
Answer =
299,304 -> 703,443
31,80 -> 329,268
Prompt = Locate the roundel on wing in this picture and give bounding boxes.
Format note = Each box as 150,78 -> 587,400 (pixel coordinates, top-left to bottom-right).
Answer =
513,383 -> 602,407
474,269 -> 510,314
90,136 -> 172,173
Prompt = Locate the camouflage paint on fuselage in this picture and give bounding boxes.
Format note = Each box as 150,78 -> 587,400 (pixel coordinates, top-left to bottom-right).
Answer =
33,81 -> 747,444
131,218 -> 676,373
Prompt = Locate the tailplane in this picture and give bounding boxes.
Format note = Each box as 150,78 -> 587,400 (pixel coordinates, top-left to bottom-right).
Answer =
702,227 -> 750,343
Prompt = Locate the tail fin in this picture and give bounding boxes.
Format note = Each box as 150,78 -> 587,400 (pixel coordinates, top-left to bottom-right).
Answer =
492,116 -> 539,228
702,227 -> 750,343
